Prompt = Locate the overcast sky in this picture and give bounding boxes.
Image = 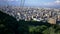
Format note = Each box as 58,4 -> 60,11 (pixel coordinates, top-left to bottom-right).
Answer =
0,0 -> 60,8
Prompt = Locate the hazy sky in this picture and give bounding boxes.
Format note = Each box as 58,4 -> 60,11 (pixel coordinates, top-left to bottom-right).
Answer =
0,0 -> 60,8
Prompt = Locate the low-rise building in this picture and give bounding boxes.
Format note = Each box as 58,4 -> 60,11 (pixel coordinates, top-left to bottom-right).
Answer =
48,18 -> 56,24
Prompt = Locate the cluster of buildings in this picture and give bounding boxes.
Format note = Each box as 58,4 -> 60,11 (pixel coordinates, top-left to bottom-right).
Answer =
0,6 -> 60,24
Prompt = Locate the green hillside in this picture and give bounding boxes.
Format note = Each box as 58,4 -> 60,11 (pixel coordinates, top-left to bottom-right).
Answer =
0,11 -> 19,34
0,10 -> 60,34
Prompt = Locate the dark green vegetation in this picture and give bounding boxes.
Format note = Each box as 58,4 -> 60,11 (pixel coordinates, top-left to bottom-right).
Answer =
0,10 -> 60,34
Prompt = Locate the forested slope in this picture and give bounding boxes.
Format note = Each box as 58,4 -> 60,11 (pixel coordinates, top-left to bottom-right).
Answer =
0,10 -> 60,34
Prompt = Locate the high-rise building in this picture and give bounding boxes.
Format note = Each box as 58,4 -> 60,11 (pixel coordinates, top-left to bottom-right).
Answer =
57,15 -> 60,21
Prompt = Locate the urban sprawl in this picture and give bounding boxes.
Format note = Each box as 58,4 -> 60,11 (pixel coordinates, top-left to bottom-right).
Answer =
0,6 -> 60,24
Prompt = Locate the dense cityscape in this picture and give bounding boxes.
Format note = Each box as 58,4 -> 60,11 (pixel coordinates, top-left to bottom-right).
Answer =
0,0 -> 60,34
0,6 -> 60,24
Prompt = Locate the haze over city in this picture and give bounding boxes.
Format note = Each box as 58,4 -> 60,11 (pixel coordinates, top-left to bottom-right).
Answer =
0,0 -> 60,8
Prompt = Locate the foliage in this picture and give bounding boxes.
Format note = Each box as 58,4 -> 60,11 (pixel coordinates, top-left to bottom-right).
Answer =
0,10 -> 60,34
